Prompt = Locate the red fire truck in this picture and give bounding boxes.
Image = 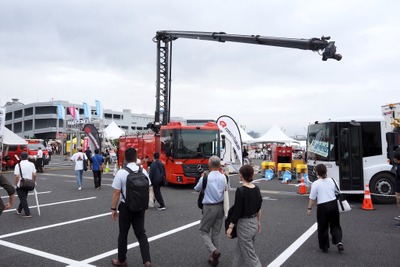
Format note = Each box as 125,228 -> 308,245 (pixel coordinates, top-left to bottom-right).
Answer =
119,121 -> 220,184
119,30 -> 341,184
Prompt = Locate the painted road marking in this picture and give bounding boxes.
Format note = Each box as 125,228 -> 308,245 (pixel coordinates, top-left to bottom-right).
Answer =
2,196 -> 96,214
268,223 -> 318,267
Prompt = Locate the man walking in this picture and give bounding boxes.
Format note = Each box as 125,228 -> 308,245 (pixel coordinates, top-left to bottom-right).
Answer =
111,147 -> 152,267
194,156 -> 226,267
148,152 -> 166,210
91,149 -> 104,189
36,147 -> 44,173
70,147 -> 87,190
14,152 -> 36,218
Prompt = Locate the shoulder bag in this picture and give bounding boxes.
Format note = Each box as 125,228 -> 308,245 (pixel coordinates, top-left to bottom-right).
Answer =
82,153 -> 88,171
18,163 -> 35,191
331,178 -> 351,213
93,155 -> 103,172
197,171 -> 209,209
223,175 -> 229,217
224,187 -> 244,239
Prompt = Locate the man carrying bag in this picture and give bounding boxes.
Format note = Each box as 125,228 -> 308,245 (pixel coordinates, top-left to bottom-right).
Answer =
14,152 -> 37,218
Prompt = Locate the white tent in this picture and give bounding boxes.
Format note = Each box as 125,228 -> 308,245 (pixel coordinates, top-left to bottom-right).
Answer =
239,127 -> 255,143
1,127 -> 27,145
104,121 -> 125,139
254,125 -> 296,143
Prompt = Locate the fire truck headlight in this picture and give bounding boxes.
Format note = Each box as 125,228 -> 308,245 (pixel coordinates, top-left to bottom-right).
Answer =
177,176 -> 183,183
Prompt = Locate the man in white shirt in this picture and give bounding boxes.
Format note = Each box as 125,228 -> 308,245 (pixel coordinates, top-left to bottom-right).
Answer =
14,152 -> 36,218
36,147 -> 44,173
70,147 -> 87,190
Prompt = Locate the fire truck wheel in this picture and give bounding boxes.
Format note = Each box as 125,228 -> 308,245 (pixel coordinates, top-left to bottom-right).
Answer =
370,172 -> 395,204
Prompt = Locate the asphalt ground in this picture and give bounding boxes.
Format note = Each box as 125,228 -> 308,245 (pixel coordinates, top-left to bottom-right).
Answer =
1,156 -> 400,267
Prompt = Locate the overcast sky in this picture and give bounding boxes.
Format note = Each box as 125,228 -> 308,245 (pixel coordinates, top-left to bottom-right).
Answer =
1,0 -> 399,137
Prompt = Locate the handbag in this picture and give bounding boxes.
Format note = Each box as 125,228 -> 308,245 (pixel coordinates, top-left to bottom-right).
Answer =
331,178 -> 351,213
148,186 -> 155,208
82,153 -> 88,171
197,171 -> 209,209
225,206 -> 237,238
224,187 -> 244,239
18,163 -> 35,191
223,175 -> 229,217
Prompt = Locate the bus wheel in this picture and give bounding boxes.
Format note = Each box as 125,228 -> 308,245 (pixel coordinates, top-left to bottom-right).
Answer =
370,173 -> 395,204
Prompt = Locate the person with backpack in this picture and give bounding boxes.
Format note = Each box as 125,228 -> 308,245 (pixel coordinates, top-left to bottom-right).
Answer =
194,156 -> 226,267
148,152 -> 166,210
111,147 -> 152,267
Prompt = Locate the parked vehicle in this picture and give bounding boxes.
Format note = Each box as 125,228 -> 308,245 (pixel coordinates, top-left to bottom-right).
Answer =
25,139 -> 50,165
1,144 -> 28,169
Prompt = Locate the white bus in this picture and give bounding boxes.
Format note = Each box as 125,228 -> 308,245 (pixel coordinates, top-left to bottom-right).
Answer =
306,116 -> 397,204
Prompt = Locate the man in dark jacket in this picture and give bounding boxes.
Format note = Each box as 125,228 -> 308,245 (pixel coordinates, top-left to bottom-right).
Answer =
148,152 -> 166,210
0,174 -> 15,215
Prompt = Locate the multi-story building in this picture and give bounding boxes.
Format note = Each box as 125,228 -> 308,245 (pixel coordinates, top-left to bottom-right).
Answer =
4,98 -> 184,140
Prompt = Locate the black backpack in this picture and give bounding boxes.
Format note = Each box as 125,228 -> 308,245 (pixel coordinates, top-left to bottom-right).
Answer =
121,166 -> 149,212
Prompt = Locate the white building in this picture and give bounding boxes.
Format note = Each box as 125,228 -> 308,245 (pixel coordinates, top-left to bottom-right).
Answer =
4,98 -> 184,139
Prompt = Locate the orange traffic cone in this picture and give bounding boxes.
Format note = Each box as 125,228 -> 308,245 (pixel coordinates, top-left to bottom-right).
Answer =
297,175 -> 307,195
361,184 -> 374,210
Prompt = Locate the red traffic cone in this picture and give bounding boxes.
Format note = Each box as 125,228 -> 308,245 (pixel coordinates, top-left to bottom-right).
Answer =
361,184 -> 374,210
297,175 -> 307,195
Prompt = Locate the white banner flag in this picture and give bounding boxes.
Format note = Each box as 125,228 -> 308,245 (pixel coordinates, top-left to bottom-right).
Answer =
0,108 -> 5,137
216,115 -> 243,166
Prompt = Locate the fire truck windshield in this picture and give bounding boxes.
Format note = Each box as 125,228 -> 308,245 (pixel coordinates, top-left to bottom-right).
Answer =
162,129 -> 220,159
307,123 -> 336,161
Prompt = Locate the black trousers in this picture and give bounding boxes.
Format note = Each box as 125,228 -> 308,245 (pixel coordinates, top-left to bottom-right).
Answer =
117,202 -> 151,263
153,185 -> 165,207
316,199 -> 342,250
92,170 -> 102,188
16,187 -> 31,216
36,158 -> 43,172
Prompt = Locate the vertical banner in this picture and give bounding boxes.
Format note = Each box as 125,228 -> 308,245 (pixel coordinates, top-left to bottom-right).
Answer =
216,115 -> 243,166
68,106 -> 77,121
83,102 -> 91,120
82,124 -> 101,150
0,108 -> 5,137
57,104 -> 65,120
95,100 -> 103,119
83,137 -> 89,151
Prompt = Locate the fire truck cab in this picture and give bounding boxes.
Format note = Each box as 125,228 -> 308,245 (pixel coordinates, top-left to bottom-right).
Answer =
119,121 -> 220,185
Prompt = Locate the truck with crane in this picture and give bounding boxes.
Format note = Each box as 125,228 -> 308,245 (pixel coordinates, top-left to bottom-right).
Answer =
306,106 -> 400,204
119,30 -> 341,185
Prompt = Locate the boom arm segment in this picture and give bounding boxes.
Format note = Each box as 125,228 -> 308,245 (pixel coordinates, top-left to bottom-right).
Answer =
148,30 -> 342,133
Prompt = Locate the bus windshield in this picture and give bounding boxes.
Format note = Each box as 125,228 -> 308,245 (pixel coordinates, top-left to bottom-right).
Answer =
161,129 -> 220,159
307,123 -> 335,161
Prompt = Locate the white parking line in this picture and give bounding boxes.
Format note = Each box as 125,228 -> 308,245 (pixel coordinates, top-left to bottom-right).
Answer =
80,220 -> 201,265
2,196 -> 96,214
1,190 -> 51,200
267,223 -> 317,267
0,240 -> 96,267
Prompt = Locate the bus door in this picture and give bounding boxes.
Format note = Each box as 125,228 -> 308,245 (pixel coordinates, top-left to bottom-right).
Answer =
337,122 -> 364,191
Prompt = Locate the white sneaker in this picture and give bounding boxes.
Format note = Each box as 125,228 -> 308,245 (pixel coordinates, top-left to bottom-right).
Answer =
395,215 -> 400,220
78,187 -> 82,191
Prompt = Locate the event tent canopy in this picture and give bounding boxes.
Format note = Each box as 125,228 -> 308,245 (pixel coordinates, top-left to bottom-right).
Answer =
104,121 -> 125,139
254,125 -> 296,143
1,127 -> 27,145
239,127 -> 255,143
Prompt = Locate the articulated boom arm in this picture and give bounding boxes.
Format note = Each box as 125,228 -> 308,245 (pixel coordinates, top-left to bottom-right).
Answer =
147,30 -> 342,133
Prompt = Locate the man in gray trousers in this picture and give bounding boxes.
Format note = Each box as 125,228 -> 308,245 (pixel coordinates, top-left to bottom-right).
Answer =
194,156 -> 226,267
